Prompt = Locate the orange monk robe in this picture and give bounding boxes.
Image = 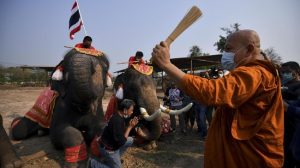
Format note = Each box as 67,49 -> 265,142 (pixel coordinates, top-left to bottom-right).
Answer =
180,60 -> 284,168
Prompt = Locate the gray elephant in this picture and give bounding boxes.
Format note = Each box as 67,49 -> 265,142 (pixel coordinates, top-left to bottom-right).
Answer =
113,66 -> 192,150
11,48 -> 109,168
49,48 -> 109,167
0,114 -> 22,168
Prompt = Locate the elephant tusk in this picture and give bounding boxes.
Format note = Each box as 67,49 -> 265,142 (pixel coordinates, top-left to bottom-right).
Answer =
160,103 -> 193,115
106,74 -> 112,87
140,108 -> 161,121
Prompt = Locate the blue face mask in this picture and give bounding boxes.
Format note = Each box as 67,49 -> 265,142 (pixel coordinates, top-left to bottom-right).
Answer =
281,72 -> 294,85
221,52 -> 235,70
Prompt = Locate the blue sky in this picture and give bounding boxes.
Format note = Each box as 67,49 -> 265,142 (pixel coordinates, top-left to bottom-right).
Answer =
1,0 -> 299,74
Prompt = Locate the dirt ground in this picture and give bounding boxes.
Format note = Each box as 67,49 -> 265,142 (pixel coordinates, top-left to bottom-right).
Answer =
0,86 -> 204,168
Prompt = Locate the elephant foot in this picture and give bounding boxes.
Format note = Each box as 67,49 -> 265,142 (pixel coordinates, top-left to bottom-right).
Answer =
142,141 -> 157,151
1,156 -> 23,168
151,141 -> 158,149
64,160 -> 87,168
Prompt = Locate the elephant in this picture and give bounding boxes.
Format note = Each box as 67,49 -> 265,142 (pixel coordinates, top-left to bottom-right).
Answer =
0,114 -> 22,168
49,49 -> 109,167
11,48 -> 109,167
113,66 -> 192,150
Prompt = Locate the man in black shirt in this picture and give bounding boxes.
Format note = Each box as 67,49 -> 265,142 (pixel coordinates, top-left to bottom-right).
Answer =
90,99 -> 138,168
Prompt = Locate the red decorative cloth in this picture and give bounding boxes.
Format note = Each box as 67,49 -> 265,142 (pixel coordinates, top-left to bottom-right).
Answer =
128,56 -> 145,67
24,87 -> 58,128
11,117 -> 21,129
104,96 -> 118,122
131,64 -> 153,76
65,143 -> 87,163
74,43 -> 96,50
90,136 -> 101,157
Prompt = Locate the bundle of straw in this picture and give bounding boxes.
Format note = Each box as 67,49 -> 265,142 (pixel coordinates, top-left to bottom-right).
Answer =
165,6 -> 202,46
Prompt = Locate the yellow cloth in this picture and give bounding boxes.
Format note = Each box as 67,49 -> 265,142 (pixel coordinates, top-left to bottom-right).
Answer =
74,47 -> 104,57
180,60 -> 284,168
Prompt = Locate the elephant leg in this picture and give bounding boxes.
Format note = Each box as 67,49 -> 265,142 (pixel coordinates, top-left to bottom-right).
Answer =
11,117 -> 39,140
0,115 -> 22,168
50,125 -> 87,168
76,116 -> 101,146
184,111 -> 190,130
143,140 -> 157,151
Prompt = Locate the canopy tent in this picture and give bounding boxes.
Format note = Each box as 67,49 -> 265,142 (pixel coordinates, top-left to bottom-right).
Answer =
114,54 -> 222,74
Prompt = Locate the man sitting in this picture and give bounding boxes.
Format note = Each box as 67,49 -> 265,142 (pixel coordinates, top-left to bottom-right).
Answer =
75,36 -> 95,50
128,51 -> 145,67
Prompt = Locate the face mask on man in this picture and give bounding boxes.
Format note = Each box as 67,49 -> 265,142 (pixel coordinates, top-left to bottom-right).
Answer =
221,52 -> 235,70
123,110 -> 129,119
281,72 -> 294,85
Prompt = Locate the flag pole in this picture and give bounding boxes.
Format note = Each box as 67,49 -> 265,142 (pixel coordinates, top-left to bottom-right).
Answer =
75,0 -> 87,36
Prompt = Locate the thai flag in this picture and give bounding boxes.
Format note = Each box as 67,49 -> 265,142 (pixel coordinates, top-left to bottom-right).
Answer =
69,1 -> 82,40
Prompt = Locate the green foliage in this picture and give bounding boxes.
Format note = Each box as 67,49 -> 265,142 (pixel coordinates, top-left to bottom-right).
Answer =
0,66 -> 48,86
188,45 -> 209,58
263,47 -> 282,65
214,23 -> 241,52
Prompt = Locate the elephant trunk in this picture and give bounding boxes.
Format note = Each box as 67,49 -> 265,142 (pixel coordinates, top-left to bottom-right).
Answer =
137,86 -> 161,141
65,54 -> 104,104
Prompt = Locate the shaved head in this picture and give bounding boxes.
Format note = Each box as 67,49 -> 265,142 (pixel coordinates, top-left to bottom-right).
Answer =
225,29 -> 262,66
229,29 -> 260,49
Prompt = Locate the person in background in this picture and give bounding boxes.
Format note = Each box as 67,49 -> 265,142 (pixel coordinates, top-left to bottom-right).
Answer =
280,61 -> 300,168
283,98 -> 300,168
182,92 -> 195,132
152,29 -> 284,167
128,51 -> 145,67
194,101 -> 207,139
166,82 -> 186,134
75,36 -> 96,49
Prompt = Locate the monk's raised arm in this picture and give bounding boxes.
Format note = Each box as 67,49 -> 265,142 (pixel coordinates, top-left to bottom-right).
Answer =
180,66 -> 262,108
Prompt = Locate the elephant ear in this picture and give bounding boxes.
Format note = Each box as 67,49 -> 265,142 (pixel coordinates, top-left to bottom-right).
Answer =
113,73 -> 125,91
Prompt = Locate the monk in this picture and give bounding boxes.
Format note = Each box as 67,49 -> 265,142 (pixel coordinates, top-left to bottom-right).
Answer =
152,29 -> 284,167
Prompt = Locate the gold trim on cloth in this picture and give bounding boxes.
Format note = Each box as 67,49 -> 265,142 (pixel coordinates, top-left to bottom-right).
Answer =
131,64 -> 153,75
74,48 -> 104,57
25,89 -> 58,128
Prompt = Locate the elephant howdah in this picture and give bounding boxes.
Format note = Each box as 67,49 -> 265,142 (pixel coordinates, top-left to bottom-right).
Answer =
113,66 -> 192,149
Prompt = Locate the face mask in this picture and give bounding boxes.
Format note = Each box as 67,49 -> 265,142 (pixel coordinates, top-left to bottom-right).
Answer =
281,72 -> 294,85
221,52 -> 235,70
123,110 -> 129,119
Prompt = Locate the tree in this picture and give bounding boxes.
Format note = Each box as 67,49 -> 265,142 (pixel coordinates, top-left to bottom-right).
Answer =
188,45 -> 209,57
263,47 -> 282,65
214,23 -> 241,52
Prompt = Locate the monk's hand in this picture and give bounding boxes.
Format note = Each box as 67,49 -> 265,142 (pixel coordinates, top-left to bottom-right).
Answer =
152,41 -> 171,70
